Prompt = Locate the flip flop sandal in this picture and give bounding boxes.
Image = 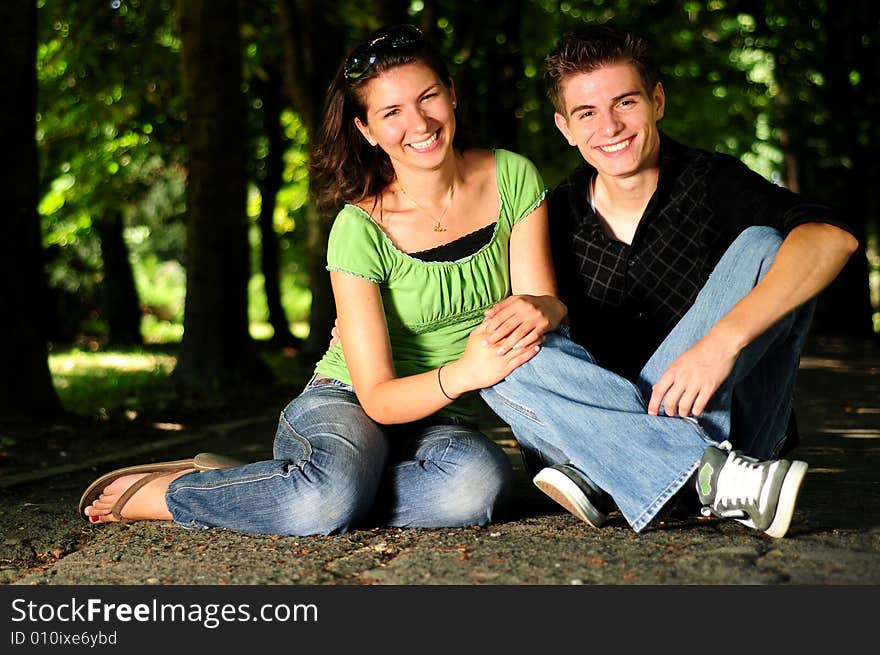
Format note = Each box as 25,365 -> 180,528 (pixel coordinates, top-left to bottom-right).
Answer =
78,452 -> 244,521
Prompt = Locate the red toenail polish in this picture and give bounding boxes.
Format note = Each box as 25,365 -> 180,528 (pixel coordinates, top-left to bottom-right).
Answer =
89,515 -> 100,523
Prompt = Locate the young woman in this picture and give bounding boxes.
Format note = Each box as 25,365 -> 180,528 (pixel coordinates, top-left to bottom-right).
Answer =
80,24 -> 566,535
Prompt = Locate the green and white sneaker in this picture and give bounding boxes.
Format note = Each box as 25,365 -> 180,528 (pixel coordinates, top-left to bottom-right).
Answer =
696,441 -> 808,538
533,464 -> 613,528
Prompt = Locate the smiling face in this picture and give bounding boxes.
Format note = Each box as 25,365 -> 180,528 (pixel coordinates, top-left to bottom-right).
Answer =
553,62 -> 665,183
353,62 -> 457,174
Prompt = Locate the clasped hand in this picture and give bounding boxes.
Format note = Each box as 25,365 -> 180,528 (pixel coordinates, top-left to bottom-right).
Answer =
447,294 -> 566,392
328,294 -> 566,394
480,294 -> 566,355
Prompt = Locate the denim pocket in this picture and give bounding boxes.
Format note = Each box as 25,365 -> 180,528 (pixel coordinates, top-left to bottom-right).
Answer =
273,411 -> 313,467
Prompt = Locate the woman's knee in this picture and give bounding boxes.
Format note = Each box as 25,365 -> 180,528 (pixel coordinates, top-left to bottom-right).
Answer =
432,434 -> 514,526
301,478 -> 374,535
268,386 -> 388,534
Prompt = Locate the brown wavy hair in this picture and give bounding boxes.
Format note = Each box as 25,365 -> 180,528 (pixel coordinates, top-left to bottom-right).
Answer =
309,26 -> 454,213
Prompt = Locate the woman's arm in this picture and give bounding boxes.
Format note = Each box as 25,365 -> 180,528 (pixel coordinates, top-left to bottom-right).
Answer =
481,200 -> 568,354
332,271 -> 538,425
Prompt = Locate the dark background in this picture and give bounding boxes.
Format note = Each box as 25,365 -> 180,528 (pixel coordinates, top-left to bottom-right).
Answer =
2,0 -> 878,423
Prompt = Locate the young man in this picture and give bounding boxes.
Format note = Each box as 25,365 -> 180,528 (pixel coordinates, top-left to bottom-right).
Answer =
478,26 -> 858,537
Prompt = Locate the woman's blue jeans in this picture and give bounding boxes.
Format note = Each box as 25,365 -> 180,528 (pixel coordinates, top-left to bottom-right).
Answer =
165,378 -> 513,536
480,227 -> 816,532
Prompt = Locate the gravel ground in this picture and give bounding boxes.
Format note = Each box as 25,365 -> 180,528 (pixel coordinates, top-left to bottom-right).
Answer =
1,336 -> 878,586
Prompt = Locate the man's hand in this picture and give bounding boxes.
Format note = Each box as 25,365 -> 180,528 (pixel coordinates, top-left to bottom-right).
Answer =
648,332 -> 740,418
329,318 -> 341,350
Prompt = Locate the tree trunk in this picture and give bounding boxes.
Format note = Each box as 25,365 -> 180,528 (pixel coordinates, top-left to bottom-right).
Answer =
750,0 -> 875,336
254,68 -> 299,348
277,0 -> 346,361
0,0 -> 63,420
95,210 -> 143,347
806,0 -> 875,336
173,0 -> 271,387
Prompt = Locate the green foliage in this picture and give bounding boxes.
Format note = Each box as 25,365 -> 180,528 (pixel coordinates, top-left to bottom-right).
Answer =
49,347 -> 177,419
33,0 -> 878,349
47,345 -> 310,419
36,0 -> 320,342
133,254 -> 185,322
37,0 -> 186,338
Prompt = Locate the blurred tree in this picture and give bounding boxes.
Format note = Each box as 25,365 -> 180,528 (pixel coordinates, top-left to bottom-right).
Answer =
23,0 -> 876,393
261,0 -> 412,359
0,0 -> 62,418
276,0 -> 352,360
739,0 -> 877,336
94,210 -> 142,345
242,1 -> 301,348
274,0 -> 330,360
36,0 -> 186,345
173,0 -> 271,386
251,64 -> 302,347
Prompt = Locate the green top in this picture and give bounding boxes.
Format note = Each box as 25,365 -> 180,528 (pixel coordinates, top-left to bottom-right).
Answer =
314,149 -> 546,422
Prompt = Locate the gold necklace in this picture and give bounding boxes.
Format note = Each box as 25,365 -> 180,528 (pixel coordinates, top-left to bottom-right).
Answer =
396,181 -> 455,233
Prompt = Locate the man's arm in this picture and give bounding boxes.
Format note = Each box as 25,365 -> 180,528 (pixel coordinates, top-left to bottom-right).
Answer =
648,221 -> 858,417
480,199 -> 568,354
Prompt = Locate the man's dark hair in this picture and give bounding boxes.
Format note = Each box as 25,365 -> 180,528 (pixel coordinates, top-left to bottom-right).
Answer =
544,25 -> 659,114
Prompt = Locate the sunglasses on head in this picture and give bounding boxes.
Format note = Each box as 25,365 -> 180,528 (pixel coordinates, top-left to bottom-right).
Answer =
344,24 -> 425,80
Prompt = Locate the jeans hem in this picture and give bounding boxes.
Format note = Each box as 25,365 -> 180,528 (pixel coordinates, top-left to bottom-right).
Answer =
630,418 -> 714,532
631,458 -> 700,533
165,467 -> 301,529
166,514 -> 208,530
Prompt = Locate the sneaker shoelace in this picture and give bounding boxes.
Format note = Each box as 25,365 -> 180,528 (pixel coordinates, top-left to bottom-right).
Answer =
707,451 -> 766,518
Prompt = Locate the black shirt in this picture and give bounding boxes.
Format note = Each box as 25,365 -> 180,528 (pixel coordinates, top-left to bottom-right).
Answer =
548,133 -> 852,382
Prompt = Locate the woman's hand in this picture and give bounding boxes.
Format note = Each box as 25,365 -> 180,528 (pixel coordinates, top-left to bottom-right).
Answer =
481,295 -> 567,355
441,320 -> 541,396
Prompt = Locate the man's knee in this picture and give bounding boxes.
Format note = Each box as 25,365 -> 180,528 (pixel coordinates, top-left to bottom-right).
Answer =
700,226 -> 785,300
726,226 -> 783,268
503,331 -> 593,385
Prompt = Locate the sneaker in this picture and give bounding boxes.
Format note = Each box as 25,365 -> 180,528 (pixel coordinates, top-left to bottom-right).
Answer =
533,464 -> 612,528
696,441 -> 808,538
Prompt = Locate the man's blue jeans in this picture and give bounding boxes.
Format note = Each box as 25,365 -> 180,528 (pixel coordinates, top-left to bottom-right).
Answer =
165,378 -> 513,535
480,227 -> 815,532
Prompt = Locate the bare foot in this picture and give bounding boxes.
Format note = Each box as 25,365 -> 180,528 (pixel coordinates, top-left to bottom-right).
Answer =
83,469 -> 195,523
